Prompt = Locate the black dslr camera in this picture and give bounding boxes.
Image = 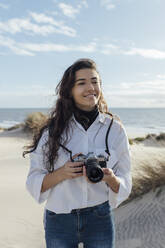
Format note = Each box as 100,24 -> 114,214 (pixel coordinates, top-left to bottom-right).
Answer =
73,152 -> 108,183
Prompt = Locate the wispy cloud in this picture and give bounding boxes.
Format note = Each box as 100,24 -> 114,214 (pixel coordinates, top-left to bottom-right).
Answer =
20,41 -> 97,53
101,44 -> 120,54
0,35 -> 34,56
56,1 -> 88,19
80,0 -> 88,8
123,48 -> 165,59
0,84 -> 53,97
29,12 -> 59,24
101,44 -> 165,60
0,12 -> 76,37
1,80 -> 164,108
104,79 -> 165,107
0,35 -> 97,56
100,0 -> 115,10
1,32 -> 165,60
106,80 -> 165,94
58,3 -> 80,18
0,85 -> 55,108
0,3 -> 9,9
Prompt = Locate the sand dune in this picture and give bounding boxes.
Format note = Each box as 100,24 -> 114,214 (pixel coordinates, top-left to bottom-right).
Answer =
0,128 -> 165,248
114,185 -> 165,247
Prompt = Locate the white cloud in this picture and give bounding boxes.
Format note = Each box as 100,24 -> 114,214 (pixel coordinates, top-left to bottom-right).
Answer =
29,12 -> 58,24
80,0 -> 88,8
1,32 -> 165,61
100,0 -> 115,10
123,48 -> 165,59
0,35 -> 97,55
101,43 -> 120,54
71,42 -> 97,52
0,35 -> 34,56
0,12 -> 76,37
20,41 -> 97,53
58,3 -> 80,18
103,79 -> 165,107
106,80 -> 165,94
0,85 -> 53,97
0,84 -> 56,108
0,3 -> 9,9
20,43 -> 70,52
101,44 -> 165,60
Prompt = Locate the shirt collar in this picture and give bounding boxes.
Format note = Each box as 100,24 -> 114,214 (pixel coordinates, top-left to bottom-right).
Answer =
71,111 -> 107,125
98,112 -> 107,124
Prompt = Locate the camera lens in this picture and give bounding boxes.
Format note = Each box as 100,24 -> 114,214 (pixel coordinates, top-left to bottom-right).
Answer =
90,168 -> 100,178
86,161 -> 104,183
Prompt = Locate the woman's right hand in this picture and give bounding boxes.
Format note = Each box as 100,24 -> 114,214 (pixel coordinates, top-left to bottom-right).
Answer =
61,153 -> 84,180
41,154 -> 84,193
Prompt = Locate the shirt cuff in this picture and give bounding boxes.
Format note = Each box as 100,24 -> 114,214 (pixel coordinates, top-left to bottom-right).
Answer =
26,173 -> 51,204
108,176 -> 131,209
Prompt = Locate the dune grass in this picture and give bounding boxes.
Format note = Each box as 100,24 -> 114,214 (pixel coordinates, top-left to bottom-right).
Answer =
0,112 -> 48,133
121,159 -> 165,206
23,112 -> 48,134
0,123 -> 24,131
129,132 -> 165,145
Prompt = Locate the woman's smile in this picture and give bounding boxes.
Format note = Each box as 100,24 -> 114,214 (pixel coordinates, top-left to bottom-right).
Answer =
84,94 -> 96,97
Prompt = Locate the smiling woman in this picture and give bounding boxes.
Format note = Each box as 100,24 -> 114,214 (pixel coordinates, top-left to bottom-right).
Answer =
24,58 -> 132,248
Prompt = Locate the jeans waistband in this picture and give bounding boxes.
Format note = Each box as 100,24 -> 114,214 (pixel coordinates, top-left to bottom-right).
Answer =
71,201 -> 109,214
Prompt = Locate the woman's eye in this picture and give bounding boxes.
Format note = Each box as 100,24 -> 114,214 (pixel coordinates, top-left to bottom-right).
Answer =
78,82 -> 85,85
92,81 -> 98,84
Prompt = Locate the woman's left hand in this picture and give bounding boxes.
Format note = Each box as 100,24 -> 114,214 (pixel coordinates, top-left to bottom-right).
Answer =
102,168 -> 115,183
102,168 -> 120,193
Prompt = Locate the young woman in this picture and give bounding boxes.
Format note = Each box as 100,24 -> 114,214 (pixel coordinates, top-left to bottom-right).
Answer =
24,58 -> 132,248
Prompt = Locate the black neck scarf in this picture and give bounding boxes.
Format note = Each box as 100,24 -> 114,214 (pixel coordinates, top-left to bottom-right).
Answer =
73,105 -> 99,131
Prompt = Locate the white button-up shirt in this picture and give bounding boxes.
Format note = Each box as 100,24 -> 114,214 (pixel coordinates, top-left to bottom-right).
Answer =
26,112 -> 132,213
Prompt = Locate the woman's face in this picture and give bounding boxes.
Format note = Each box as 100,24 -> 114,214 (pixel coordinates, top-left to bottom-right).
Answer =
71,68 -> 101,111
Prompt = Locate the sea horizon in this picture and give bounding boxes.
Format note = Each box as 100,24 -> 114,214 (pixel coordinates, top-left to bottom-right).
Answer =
0,107 -> 165,137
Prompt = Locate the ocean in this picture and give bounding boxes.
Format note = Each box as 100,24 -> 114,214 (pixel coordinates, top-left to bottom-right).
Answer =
0,108 -> 165,137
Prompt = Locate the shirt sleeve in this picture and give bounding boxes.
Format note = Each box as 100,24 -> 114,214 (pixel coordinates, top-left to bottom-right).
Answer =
107,123 -> 132,208
26,131 -> 51,204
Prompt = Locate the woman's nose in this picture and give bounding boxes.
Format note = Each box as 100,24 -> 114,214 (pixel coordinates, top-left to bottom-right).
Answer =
86,82 -> 94,91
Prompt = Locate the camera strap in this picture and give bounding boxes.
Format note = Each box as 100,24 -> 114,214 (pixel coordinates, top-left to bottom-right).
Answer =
59,143 -> 74,162
59,115 -> 114,162
105,117 -> 114,159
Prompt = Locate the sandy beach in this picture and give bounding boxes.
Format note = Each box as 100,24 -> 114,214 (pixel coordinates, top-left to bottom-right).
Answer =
0,128 -> 165,248
0,129 -> 45,248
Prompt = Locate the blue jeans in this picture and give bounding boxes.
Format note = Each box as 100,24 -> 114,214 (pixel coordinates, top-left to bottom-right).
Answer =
44,201 -> 115,248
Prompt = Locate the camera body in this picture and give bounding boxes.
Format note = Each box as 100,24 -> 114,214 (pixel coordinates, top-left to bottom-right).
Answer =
73,152 -> 107,183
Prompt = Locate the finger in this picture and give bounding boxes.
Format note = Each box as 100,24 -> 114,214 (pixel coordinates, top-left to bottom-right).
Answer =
72,153 -> 83,159
75,172 -> 83,177
69,162 -> 84,168
102,168 -> 110,173
70,172 -> 83,178
83,165 -> 87,177
72,167 -> 83,173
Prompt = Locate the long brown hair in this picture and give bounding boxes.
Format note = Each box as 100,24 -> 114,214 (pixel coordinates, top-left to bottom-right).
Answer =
23,58 -> 110,172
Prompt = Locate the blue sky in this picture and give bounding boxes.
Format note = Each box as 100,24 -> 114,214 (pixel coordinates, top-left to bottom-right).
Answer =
0,0 -> 165,108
